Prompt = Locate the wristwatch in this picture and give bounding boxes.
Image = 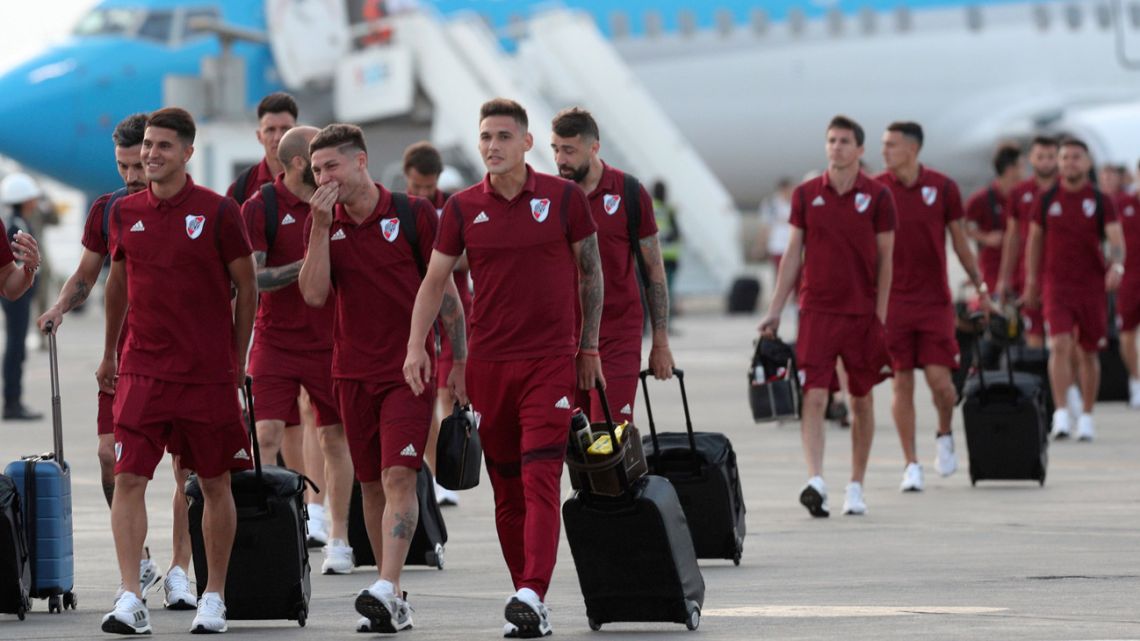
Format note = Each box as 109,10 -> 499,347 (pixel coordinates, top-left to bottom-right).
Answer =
1112,263 -> 1125,275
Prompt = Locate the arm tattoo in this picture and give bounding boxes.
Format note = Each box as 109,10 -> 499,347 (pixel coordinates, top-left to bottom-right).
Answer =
62,279 -> 91,313
255,253 -> 303,292
577,235 -> 604,350
1110,244 -> 1125,265
439,292 -> 467,360
639,237 -> 669,332
390,511 -> 417,540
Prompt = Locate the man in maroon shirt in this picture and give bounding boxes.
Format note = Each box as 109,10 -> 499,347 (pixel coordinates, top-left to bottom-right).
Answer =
298,124 -> 468,634
875,121 -> 992,492
38,113 -> 197,609
550,107 -> 676,419
760,115 -> 895,518
1098,165 -> 1140,407
0,219 -> 37,299
242,125 -> 355,574
966,144 -> 1023,293
404,98 -> 603,639
97,108 -> 256,635
402,140 -> 471,507
1024,138 -> 1125,442
226,92 -> 297,205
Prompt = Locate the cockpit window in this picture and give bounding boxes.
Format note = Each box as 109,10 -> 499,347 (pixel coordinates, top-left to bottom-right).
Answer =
72,8 -> 141,37
137,11 -> 175,43
184,8 -> 222,39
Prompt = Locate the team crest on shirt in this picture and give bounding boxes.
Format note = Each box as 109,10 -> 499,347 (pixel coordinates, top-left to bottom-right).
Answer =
1048,201 -> 1063,216
921,186 -> 938,206
1022,192 -> 1033,203
530,198 -> 551,222
854,192 -> 871,213
1082,198 -> 1096,218
1126,205 -> 1136,217
381,217 -> 400,242
185,214 -> 205,239
603,194 -> 621,215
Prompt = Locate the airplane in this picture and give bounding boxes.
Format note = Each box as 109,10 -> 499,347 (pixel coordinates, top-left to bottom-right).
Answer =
1,0 -> 1139,209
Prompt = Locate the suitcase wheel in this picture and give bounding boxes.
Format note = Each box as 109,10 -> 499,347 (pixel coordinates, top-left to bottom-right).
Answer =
426,543 -> 445,570
686,605 -> 700,631
588,617 -> 602,631
733,550 -> 742,566
16,599 -> 26,621
48,595 -> 61,614
63,591 -> 77,611
970,476 -> 977,487
297,606 -> 307,627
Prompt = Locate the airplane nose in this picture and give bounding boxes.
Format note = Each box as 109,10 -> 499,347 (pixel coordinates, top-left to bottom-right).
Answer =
0,54 -> 80,180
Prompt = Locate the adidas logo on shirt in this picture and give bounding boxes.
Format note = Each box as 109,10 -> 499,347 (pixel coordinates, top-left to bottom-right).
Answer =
811,196 -> 825,207
620,404 -> 632,415
233,449 -> 250,461
474,211 -> 490,224
554,396 -> 571,410
130,220 -> 145,232
331,229 -> 346,241
281,213 -> 296,225
400,443 -> 417,457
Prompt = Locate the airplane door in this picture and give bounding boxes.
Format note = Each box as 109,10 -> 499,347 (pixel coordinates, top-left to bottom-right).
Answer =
266,0 -> 351,88
1113,0 -> 1140,68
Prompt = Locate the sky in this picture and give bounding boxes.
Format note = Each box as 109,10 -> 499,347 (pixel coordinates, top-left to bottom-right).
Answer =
0,0 -> 97,73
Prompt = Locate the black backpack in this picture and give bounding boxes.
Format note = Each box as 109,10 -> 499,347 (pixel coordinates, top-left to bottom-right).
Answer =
621,174 -> 652,288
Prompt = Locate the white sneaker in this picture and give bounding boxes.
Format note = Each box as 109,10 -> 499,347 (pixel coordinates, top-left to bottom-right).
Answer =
190,592 -> 227,634
322,539 -> 355,575
306,504 -> 329,548
842,482 -> 867,515
798,476 -> 829,518
1076,413 -> 1095,442
1051,409 -> 1072,440
504,587 -> 552,638
139,549 -> 161,598
899,463 -> 924,492
101,591 -> 151,635
1129,380 -> 1140,408
935,433 -> 958,477
1066,385 -> 1083,421
163,565 -> 197,610
354,579 -> 413,633
435,481 -> 460,507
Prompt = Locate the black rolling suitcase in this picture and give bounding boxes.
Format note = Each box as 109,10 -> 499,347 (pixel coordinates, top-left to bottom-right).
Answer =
348,466 -> 447,570
1007,344 -> 1056,416
1099,293 -> 1129,401
563,386 -> 705,632
726,277 -> 761,314
186,377 -> 313,627
0,474 -> 29,620
641,369 -> 746,564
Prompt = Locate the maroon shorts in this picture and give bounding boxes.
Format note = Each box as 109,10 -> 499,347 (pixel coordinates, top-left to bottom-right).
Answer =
575,335 -> 641,424
334,379 -> 432,483
113,375 -> 252,480
1045,291 -> 1108,352
248,342 -> 340,426
1118,285 -> 1140,333
796,311 -> 892,397
1022,304 -> 1045,339
886,301 -> 959,371
437,330 -> 458,392
97,391 -> 114,436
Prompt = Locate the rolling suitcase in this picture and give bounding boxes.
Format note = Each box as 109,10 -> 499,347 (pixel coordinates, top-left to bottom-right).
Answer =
562,388 -> 704,632
1007,344 -> 1056,417
3,322 -> 76,613
186,377 -> 312,626
641,369 -> 746,564
726,277 -> 761,314
0,474 -> 30,620
348,466 -> 447,570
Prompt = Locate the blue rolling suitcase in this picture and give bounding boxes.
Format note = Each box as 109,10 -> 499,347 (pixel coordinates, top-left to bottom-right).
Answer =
3,322 -> 76,613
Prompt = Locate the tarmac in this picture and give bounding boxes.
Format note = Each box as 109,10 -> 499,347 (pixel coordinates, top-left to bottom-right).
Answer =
1,308 -> 1139,640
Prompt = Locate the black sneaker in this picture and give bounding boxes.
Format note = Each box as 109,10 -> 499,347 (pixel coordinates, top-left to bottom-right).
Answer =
3,404 -> 42,421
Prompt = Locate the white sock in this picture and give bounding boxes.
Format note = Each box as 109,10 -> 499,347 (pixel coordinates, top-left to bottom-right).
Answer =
307,503 -> 325,521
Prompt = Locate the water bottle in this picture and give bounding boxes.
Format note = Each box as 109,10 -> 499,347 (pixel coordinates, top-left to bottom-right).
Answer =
568,408 -> 591,459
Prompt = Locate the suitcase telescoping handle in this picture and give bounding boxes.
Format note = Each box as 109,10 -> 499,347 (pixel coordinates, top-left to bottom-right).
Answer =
240,376 -> 270,510
43,320 -> 64,465
967,311 -> 1015,400
592,379 -> 632,493
638,368 -> 699,464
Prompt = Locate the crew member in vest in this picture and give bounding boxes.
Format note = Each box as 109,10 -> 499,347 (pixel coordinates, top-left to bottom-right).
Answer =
227,92 -> 298,205
38,113 -> 198,609
0,172 -> 47,421
550,107 -> 676,423
651,179 -> 681,322
965,144 -> 1023,293
1023,137 -> 1125,442
759,115 -> 895,518
241,125 -> 355,574
402,140 -> 471,507
404,98 -> 603,638
97,107 -> 256,634
874,122 -> 993,492
1101,165 -> 1140,408
298,124 -> 468,634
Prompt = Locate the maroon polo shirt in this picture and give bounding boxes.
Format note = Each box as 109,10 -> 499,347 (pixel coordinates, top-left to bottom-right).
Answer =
427,189 -> 473,316
1009,178 -> 1056,289
82,191 -> 130,354
435,165 -> 597,361
1113,191 -> 1140,291
875,167 -> 963,305
1033,183 -> 1117,297
587,163 -> 658,340
226,158 -> 274,204
243,176 -> 334,352
0,219 -> 14,268
109,176 -> 253,384
304,183 -> 437,383
965,183 -> 1011,290
789,171 -> 896,316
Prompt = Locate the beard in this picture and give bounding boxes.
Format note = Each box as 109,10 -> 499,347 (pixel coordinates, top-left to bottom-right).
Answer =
1034,166 -> 1058,181
558,161 -> 590,184
303,162 -> 317,188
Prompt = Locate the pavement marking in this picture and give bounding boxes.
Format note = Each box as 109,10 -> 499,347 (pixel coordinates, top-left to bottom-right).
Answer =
704,605 -> 1008,618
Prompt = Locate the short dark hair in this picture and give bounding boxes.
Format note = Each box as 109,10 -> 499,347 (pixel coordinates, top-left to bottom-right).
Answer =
1059,136 -> 1090,154
310,123 -> 367,156
146,107 -> 196,145
480,98 -> 528,130
993,144 -> 1022,176
551,107 -> 600,141
257,92 -> 298,120
827,115 -> 864,147
112,113 -> 148,148
402,141 -> 443,176
1030,135 -> 1059,150
887,121 -> 924,148
652,180 -> 667,202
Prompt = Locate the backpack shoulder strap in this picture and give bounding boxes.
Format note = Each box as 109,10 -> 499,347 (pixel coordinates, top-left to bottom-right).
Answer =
393,193 -> 425,278
1094,188 -> 1106,241
1039,185 -> 1060,230
985,186 -> 1000,230
232,165 -> 255,206
259,183 -> 279,251
102,187 -> 129,245
623,173 -> 652,287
